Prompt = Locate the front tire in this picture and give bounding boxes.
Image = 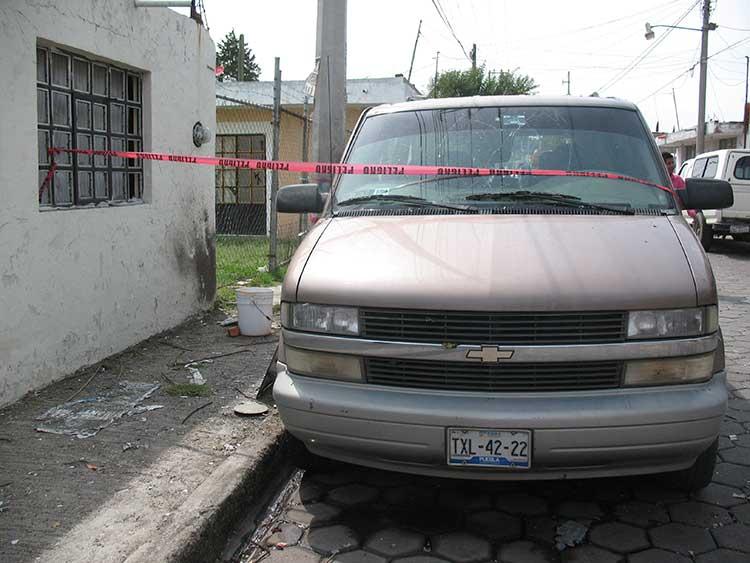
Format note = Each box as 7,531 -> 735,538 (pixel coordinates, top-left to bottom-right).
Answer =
692,211 -> 714,252
666,439 -> 718,492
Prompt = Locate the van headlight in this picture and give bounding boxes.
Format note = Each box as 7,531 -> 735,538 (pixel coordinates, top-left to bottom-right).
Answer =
627,306 -> 718,339
623,353 -> 715,386
281,303 -> 359,336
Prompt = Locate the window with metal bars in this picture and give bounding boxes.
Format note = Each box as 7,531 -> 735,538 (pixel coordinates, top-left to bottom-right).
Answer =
37,45 -> 143,207
215,134 -> 267,204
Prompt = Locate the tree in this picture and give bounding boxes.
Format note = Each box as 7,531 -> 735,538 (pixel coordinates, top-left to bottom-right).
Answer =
216,29 -> 260,82
429,66 -> 537,98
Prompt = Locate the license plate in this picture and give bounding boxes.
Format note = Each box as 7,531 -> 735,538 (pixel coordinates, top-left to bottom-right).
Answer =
730,224 -> 750,234
447,428 -> 531,469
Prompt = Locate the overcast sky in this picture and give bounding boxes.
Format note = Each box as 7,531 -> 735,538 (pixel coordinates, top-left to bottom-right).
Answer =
184,0 -> 749,133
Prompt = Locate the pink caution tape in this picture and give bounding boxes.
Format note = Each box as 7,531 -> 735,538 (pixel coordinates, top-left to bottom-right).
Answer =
41,147 -> 675,201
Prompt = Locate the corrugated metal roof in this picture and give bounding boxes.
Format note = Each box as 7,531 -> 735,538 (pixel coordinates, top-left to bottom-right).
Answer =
216,76 -> 422,107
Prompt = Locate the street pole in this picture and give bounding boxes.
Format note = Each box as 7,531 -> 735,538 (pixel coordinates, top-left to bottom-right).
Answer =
433,51 -> 439,97
269,57 -> 281,272
238,33 -> 245,81
672,88 -> 681,130
696,0 -> 710,154
563,71 -> 570,95
407,19 -> 422,82
471,43 -> 477,70
300,96 -> 310,232
744,55 -> 749,148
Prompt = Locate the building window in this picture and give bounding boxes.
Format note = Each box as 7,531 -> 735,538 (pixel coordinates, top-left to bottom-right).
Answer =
719,138 -> 737,150
37,46 -> 143,208
685,145 -> 696,160
735,156 -> 750,180
215,134 -> 266,204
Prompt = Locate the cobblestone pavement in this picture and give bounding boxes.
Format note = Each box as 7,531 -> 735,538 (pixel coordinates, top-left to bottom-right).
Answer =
231,239 -> 750,563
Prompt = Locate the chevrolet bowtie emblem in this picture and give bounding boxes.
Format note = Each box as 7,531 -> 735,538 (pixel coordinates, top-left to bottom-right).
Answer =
466,346 -> 515,363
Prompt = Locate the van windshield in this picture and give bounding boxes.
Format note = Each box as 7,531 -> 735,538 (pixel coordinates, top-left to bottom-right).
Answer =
335,106 -> 676,213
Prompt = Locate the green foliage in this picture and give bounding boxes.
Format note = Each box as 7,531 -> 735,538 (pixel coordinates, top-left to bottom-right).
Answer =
216,29 -> 261,82
165,384 -> 212,397
429,66 -> 537,98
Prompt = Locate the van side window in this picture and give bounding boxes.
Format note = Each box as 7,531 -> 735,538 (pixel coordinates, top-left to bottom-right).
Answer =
678,161 -> 691,177
691,157 -> 707,178
735,156 -> 750,180
703,156 -> 719,178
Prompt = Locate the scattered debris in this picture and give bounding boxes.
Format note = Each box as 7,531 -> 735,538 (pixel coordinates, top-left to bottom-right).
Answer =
264,523 -> 303,548
128,404 -> 164,415
35,382 -> 161,438
227,325 -> 241,337
122,442 -> 138,452
234,387 -> 252,399
159,340 -> 193,352
219,316 -> 239,327
11,539 -> 18,545
186,366 -> 206,386
729,434 -> 738,441
555,520 -> 588,551
733,492 -> 748,499
85,463 -> 98,471
234,400 -> 269,416
222,443 -> 237,454
181,401 -> 213,424
65,366 -> 107,403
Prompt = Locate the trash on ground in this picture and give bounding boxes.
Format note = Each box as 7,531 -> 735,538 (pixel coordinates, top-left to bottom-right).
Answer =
733,492 -> 748,499
555,520 -> 588,551
122,442 -> 138,452
227,325 -> 241,337
219,316 -> 239,327
85,463 -> 98,471
234,400 -> 269,416
127,404 -> 164,415
729,434 -> 738,441
35,382 -> 160,438
186,366 -> 206,385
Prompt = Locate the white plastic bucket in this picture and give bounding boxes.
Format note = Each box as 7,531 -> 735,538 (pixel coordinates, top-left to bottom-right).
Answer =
236,287 -> 274,336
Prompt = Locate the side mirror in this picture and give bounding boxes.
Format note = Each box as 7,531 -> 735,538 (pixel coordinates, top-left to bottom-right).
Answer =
682,178 -> 733,210
276,184 -> 325,214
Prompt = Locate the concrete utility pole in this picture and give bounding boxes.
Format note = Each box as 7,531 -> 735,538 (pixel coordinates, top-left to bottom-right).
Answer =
563,71 -> 571,95
696,0 -> 711,154
744,55 -> 749,148
433,51 -> 440,97
238,33 -> 245,81
312,0 -> 347,166
470,43 -> 477,70
672,88 -> 681,131
408,19 -> 422,82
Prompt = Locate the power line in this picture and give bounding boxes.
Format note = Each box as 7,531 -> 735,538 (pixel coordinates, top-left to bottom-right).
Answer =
430,0 -> 470,61
597,0 -> 701,93
637,35 -> 750,103
719,25 -> 750,32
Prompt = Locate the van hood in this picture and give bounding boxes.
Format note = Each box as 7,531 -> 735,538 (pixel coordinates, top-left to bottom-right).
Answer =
294,214 -> 698,311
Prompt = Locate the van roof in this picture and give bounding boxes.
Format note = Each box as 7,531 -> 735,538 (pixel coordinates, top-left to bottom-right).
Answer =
368,95 -> 639,116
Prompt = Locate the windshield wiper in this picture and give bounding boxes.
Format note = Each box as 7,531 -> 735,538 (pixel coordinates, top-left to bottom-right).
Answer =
335,194 -> 476,213
465,191 -> 635,215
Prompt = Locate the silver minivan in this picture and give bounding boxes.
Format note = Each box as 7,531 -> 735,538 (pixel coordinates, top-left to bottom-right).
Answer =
273,96 -> 733,491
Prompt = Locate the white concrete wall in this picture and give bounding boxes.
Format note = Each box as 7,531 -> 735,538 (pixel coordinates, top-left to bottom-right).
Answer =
0,1 -> 216,407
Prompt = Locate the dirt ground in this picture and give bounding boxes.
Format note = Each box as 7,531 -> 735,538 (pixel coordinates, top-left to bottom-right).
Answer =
0,308 -> 279,563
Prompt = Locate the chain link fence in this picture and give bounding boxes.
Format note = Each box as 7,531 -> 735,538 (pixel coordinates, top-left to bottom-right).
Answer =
215,86 -> 311,307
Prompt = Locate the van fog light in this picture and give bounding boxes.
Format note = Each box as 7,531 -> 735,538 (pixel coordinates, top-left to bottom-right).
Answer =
623,353 -> 715,387
285,346 -> 363,382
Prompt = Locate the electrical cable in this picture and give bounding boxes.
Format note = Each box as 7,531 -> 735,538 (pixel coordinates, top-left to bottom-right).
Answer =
430,0 -> 471,61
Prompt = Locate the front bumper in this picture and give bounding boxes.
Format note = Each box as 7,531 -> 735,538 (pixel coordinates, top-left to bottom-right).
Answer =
273,366 -> 727,480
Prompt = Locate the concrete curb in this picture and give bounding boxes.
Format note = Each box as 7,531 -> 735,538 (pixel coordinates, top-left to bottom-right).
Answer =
125,414 -> 288,563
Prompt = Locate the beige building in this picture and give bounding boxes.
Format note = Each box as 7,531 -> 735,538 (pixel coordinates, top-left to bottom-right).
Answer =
215,77 -> 421,238
656,120 -> 748,164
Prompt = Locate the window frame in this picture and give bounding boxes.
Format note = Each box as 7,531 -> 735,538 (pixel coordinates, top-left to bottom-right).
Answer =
37,45 -> 143,208
734,156 -> 750,181
215,134 -> 267,205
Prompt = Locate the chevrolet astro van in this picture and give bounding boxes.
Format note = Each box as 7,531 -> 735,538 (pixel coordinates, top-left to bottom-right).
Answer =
273,96 -> 734,491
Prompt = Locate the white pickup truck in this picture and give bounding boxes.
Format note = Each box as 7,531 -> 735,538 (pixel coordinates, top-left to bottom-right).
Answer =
678,148 -> 750,250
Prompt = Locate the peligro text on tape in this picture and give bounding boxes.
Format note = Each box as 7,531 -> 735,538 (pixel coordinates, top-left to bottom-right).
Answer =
39,147 -> 675,200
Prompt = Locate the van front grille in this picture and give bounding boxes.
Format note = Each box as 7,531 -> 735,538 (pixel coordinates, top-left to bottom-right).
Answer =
365,358 -> 623,392
360,309 -> 627,345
